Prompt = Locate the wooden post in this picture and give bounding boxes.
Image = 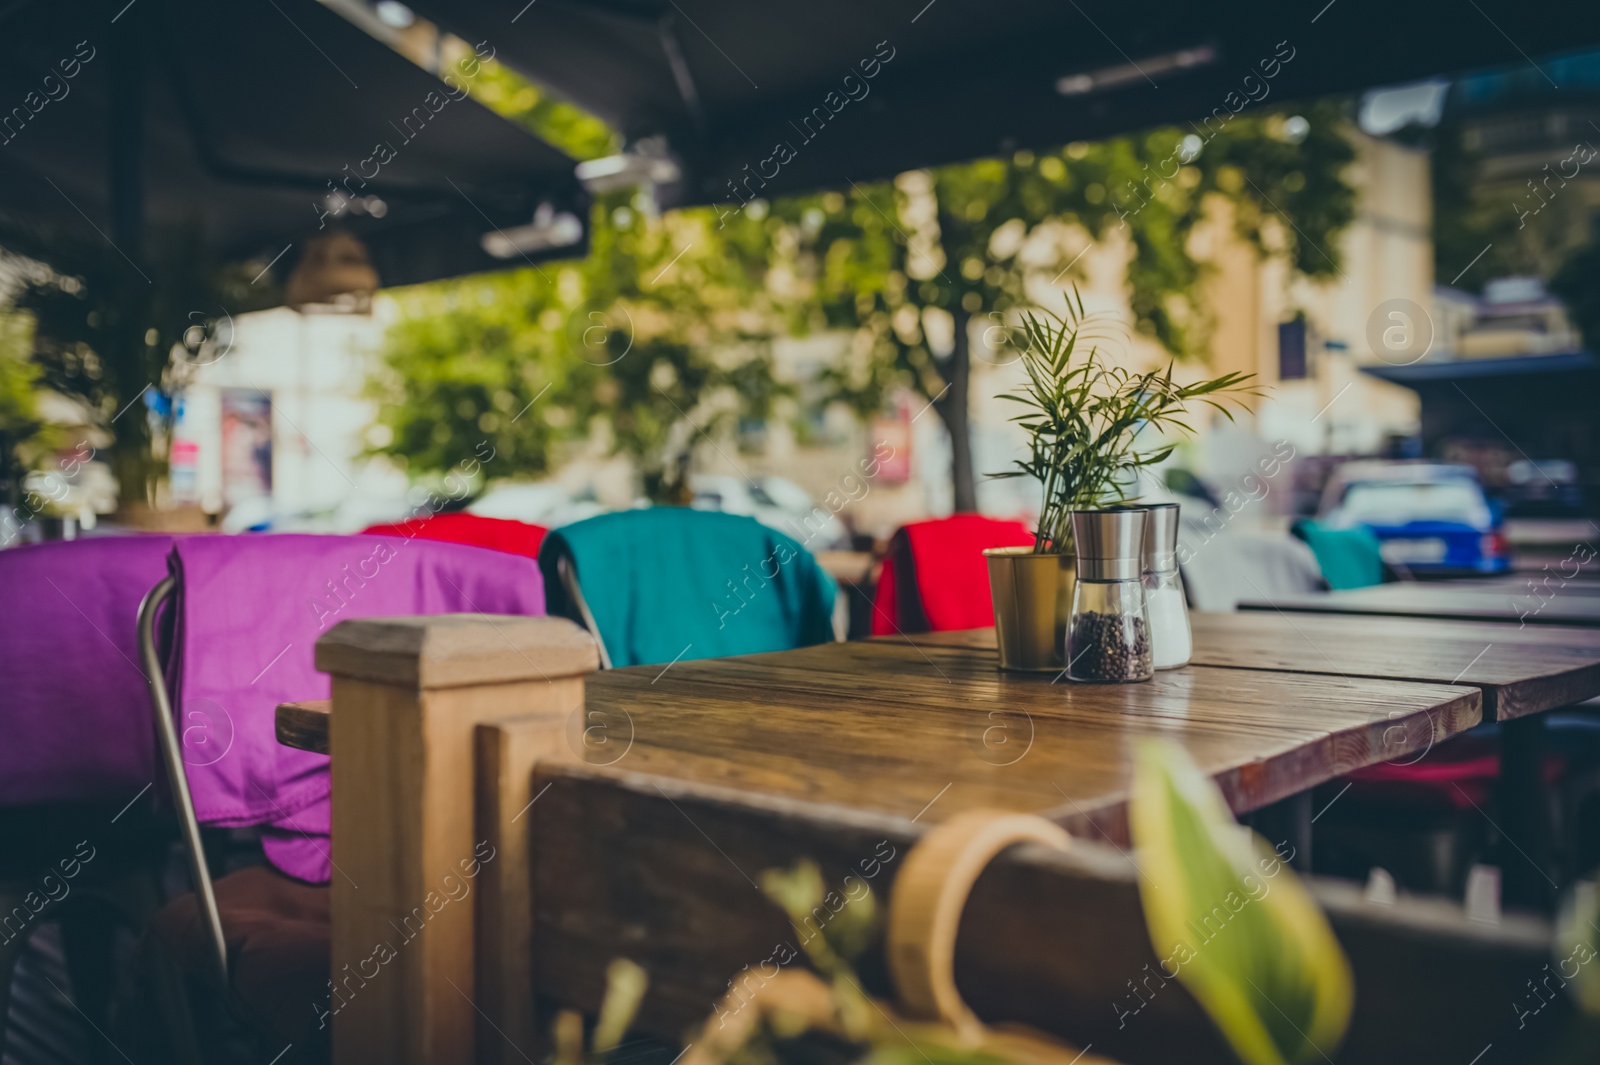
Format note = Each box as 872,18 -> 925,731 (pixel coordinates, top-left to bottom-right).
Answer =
475,714 -> 589,1065
316,614 -> 599,1065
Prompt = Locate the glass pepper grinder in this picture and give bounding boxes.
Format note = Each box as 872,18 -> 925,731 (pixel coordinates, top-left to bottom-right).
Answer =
1066,507 -> 1154,683
1141,503 -> 1192,670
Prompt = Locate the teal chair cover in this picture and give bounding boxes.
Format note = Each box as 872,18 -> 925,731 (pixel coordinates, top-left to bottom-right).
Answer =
538,508 -> 839,667
1292,518 -> 1386,590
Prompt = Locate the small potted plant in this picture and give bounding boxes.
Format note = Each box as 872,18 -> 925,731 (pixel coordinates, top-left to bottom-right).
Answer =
986,290 -> 1258,671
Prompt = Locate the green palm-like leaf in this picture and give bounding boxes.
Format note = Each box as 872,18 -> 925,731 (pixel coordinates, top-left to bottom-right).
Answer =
994,288 -> 1256,552
1130,740 -> 1353,1065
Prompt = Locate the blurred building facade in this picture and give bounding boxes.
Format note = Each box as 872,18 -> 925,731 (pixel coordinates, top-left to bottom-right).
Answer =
1360,51 -> 1600,515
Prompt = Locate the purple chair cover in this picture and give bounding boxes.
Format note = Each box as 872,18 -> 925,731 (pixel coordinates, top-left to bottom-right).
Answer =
165,533 -> 545,883
0,535 -> 174,806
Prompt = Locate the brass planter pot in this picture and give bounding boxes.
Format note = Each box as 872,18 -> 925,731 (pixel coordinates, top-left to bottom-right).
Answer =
984,547 -> 1076,672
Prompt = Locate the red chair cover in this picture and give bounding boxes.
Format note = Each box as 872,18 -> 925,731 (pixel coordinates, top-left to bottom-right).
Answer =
1341,735 -> 1564,813
870,515 -> 1035,636
361,512 -> 547,560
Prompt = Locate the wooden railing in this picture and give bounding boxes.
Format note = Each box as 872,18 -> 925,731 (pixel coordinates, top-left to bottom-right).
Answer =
317,615 -> 1570,1065
317,613 -> 598,1065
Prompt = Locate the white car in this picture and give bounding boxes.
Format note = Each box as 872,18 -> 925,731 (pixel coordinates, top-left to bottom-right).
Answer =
468,482 -> 604,529
689,474 -> 849,551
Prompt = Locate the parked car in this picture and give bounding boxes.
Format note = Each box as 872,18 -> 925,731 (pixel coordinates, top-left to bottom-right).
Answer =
689,474 -> 849,551
1503,459 -> 1586,517
468,481 -> 605,529
1317,461 -> 1510,574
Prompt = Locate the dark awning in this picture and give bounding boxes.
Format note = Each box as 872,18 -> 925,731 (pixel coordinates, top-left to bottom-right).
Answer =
1362,351 -> 1600,386
402,0 -> 1600,205
0,0 -> 587,289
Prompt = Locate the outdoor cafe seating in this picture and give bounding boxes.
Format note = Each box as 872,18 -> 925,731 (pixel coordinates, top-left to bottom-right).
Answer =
0,538 -> 176,1050
9,492 -> 1600,1061
537,508 -> 838,668
11,519 -> 1600,1064
9,0 -> 1600,1061
1,532 -> 547,1059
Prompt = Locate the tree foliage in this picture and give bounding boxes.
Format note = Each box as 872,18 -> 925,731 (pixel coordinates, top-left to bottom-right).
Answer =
374,96 -> 1359,508
368,192 -> 796,495
1550,241 -> 1600,351
371,59 -> 797,497
773,99 -> 1356,509
0,222 -> 271,504
373,77 -> 1360,508
0,307 -> 64,503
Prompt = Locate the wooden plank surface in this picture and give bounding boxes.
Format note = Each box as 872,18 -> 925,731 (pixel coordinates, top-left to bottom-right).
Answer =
577,641 -> 1478,843
1446,574 -> 1600,595
1194,612 -> 1600,720
815,549 -> 875,586
885,615 -> 1600,721
279,640 -> 1478,844
475,713 -> 581,1065
529,767 -> 1564,1065
276,698 -> 330,754
1237,581 -> 1600,627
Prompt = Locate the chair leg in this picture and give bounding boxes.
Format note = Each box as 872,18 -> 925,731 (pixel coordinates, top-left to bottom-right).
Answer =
139,934 -> 207,1065
59,901 -> 121,1065
0,918 -> 31,1064
1500,715 -> 1557,910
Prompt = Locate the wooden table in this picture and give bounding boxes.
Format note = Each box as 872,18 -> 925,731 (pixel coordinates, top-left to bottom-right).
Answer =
1234,584 -> 1600,904
898,614 -> 1600,722
816,549 -> 878,639
894,615 -> 1600,909
1439,574 -> 1600,597
276,698 -> 331,754
290,613 -> 1553,1065
814,549 -> 874,586
1238,581 -> 1600,627
279,638 -> 1479,851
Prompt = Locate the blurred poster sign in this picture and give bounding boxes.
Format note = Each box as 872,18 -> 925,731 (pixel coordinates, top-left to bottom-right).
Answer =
169,439 -> 200,505
871,396 -> 913,485
221,389 -> 272,507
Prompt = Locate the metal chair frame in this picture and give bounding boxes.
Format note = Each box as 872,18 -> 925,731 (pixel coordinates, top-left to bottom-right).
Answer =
557,553 -> 613,669
136,574 -> 229,983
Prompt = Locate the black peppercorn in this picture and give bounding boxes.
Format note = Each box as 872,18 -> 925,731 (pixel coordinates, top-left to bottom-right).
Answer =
1067,610 -> 1152,682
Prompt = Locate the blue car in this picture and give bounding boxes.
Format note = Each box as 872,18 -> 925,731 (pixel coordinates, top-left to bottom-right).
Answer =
1317,462 -> 1511,575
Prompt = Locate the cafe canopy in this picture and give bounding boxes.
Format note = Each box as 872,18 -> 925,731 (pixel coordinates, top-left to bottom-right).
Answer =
404,0 -> 1600,203
4,0 -> 1600,290
0,0 -> 586,289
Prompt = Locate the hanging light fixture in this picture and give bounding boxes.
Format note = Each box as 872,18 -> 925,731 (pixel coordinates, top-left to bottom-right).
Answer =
285,230 -> 380,314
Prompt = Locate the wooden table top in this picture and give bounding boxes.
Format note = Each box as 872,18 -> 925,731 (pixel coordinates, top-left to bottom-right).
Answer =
1446,574 -> 1600,595
1238,581 -> 1600,627
897,614 -> 1600,722
277,638 -> 1479,844
276,698 -> 331,755
814,549 -> 875,586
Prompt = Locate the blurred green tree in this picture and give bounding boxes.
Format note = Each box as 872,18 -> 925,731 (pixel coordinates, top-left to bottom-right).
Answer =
368,198 -> 795,497
1550,240 -> 1600,351
370,58 -> 794,499
374,64 -> 1359,509
781,100 -> 1357,510
0,222 -> 268,507
1419,113 -> 1548,291
0,307 -> 64,510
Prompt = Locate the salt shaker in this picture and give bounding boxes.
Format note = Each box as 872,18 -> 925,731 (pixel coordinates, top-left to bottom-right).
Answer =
1141,503 -> 1192,669
1065,508 -> 1153,683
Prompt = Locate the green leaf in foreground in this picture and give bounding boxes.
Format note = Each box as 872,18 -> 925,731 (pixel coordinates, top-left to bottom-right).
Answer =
1129,740 -> 1352,1065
